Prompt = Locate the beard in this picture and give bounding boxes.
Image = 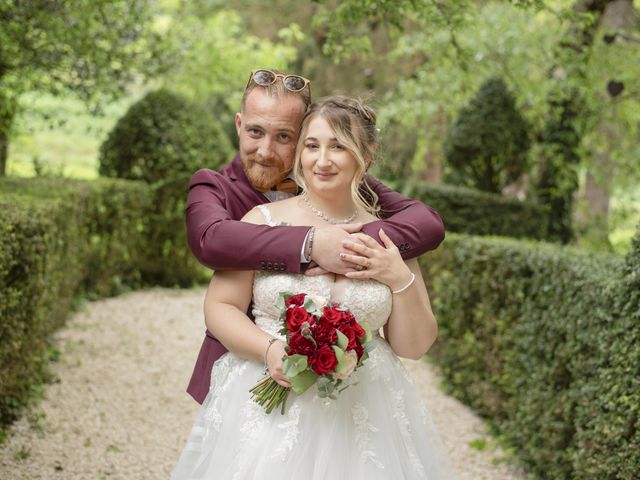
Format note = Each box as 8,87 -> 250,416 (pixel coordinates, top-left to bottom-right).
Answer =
242,154 -> 289,191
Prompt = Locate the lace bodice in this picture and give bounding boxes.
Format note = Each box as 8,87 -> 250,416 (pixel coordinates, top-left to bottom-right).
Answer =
252,205 -> 393,337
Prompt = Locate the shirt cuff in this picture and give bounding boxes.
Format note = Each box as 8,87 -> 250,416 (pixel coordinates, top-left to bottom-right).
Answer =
300,228 -> 312,263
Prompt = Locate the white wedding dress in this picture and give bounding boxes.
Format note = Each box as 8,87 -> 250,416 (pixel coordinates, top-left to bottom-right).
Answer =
172,207 -> 457,480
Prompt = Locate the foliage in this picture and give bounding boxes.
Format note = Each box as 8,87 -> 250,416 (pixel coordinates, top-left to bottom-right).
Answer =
160,8 -> 299,112
0,175 -> 210,426
0,177 -> 150,426
0,0 -> 167,175
99,88 -> 232,182
422,230 -> 638,478
312,0 -> 471,61
7,91 -> 135,179
386,178 -> 548,239
443,77 -> 531,193
312,0 -> 639,248
376,2 -> 562,183
0,0 -> 164,99
99,88 -> 230,284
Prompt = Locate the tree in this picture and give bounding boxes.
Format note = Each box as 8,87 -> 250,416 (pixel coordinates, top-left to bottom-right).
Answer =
443,77 -> 531,193
0,0 -> 166,176
535,0 -> 618,243
577,0 -> 640,248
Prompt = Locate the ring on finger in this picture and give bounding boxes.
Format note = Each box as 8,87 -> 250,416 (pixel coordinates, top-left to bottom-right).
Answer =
355,264 -> 366,271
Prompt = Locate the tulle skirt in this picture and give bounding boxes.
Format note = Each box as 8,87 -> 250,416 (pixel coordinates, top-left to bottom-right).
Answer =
171,337 -> 456,479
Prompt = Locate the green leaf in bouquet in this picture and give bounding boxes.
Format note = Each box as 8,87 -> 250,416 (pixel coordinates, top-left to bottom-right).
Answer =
276,292 -> 290,311
363,340 -> 376,353
360,323 -> 373,344
289,369 -> 318,395
336,329 -> 349,351
357,348 -> 370,364
317,376 -> 337,398
283,354 -> 308,377
303,296 -> 319,314
332,345 -> 349,375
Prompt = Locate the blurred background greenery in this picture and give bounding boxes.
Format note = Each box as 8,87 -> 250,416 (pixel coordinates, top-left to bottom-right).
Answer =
2,0 -> 639,253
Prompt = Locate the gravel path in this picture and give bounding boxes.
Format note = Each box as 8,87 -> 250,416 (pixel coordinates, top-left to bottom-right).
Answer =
0,288 -> 526,479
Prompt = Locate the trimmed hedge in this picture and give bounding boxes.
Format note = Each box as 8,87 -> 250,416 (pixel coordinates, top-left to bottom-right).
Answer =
388,179 -> 548,240
99,88 -> 233,183
0,176 -> 207,427
98,88 -> 234,285
422,229 -> 639,478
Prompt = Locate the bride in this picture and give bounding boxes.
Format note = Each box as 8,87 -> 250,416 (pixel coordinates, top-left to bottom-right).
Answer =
171,96 -> 457,479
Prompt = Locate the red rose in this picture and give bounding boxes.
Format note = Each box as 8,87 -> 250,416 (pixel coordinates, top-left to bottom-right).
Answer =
285,293 -> 306,308
338,310 -> 356,325
310,345 -> 338,375
338,324 -> 357,349
288,332 -> 316,357
321,307 -> 342,326
312,317 -> 337,346
352,322 -> 366,339
286,307 -> 311,332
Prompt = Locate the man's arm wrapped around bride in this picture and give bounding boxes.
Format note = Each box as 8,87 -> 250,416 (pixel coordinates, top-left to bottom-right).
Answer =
184,69 -> 446,405
171,94 -> 457,480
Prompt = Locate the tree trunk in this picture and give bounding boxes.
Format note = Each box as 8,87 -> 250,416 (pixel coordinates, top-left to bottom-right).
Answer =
0,126 -> 7,177
420,109 -> 446,184
536,0 -> 614,243
580,0 -> 638,247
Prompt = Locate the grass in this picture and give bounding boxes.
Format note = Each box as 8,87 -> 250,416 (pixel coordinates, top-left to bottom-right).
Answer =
7,91 -> 137,179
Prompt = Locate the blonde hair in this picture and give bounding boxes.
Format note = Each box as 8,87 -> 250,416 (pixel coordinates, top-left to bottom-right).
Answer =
293,96 -> 380,216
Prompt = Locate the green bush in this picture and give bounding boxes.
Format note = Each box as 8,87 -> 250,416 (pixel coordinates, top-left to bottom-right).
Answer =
390,178 -> 548,240
443,76 -> 531,194
99,88 -> 233,182
422,230 -> 638,478
0,176 -> 154,426
99,88 -> 233,285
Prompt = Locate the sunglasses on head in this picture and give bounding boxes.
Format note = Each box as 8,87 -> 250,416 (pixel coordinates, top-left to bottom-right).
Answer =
246,69 -> 311,95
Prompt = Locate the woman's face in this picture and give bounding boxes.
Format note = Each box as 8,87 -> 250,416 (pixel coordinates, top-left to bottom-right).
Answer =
299,116 -> 359,196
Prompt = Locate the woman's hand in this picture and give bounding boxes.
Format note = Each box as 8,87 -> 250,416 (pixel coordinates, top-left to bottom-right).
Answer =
266,339 -> 290,388
341,228 -> 413,291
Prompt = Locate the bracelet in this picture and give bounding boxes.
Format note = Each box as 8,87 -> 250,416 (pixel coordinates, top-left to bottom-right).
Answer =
305,226 -> 316,262
391,273 -> 416,294
264,337 -> 278,372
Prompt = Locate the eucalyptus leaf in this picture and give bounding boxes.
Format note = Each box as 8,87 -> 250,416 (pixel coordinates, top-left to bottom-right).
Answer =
283,354 -> 308,377
336,329 -> 349,350
289,369 -> 318,395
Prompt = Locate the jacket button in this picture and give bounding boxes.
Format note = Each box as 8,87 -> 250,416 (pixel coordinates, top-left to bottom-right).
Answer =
260,261 -> 266,269
280,263 -> 285,270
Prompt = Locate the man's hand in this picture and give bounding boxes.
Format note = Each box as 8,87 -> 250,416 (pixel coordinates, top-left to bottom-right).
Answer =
306,223 -> 363,276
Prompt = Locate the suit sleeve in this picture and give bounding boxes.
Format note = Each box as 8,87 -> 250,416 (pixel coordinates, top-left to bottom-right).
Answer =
185,170 -> 310,273
360,176 -> 445,259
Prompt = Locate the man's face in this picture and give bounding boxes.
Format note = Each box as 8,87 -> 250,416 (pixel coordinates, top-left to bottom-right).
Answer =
235,89 -> 307,190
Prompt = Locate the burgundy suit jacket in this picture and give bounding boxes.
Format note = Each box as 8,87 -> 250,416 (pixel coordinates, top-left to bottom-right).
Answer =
185,154 -> 445,403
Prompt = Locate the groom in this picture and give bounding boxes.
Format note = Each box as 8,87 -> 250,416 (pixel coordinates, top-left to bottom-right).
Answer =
185,69 -> 445,404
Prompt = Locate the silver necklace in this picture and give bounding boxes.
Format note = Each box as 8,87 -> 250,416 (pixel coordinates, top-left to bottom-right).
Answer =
303,195 -> 358,224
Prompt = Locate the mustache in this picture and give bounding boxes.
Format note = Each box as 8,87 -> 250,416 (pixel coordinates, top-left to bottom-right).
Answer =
248,155 -> 288,175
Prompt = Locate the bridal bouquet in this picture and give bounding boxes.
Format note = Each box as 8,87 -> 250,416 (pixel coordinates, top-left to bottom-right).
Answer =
250,292 -> 375,414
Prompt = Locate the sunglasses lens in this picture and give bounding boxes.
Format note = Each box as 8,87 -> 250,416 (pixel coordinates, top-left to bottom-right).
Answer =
283,75 -> 306,92
253,70 -> 276,86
